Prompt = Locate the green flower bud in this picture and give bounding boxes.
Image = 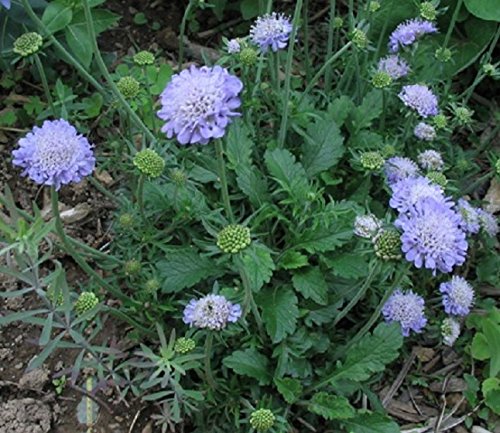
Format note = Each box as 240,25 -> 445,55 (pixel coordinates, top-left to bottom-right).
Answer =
250,409 -> 275,431
360,151 -> 385,170
420,2 -> 437,21
435,47 -> 452,63
117,76 -> 140,99
125,259 -> 142,276
47,285 -> 63,307
333,17 -> 344,28
118,213 -> 135,227
74,292 -> 99,315
373,229 -> 402,261
371,71 -> 392,89
145,278 -> 160,293
426,171 -> 448,187
13,32 -> 43,57
133,149 -> 165,178
482,63 -> 497,77
217,224 -> 251,254
239,47 -> 258,66
170,168 -> 188,186
453,106 -> 474,126
381,144 -> 396,158
133,50 -> 155,66
433,114 -> 448,130
351,29 -> 368,49
174,337 -> 196,354
456,158 -> 469,171
369,1 -> 381,12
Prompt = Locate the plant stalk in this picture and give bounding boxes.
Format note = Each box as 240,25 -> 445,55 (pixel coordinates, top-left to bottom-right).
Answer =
215,139 -> 234,223
33,54 -> 55,116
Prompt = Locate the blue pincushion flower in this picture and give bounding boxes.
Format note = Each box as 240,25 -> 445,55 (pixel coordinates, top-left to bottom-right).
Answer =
414,122 -> 436,141
456,199 -> 480,234
12,119 -> 95,190
382,289 -> 427,336
389,19 -> 438,53
477,209 -> 499,237
250,12 -> 293,52
226,39 -> 241,54
377,54 -> 410,79
395,197 -> 468,273
157,65 -> 243,145
399,84 -> 439,118
440,276 -> 474,316
390,176 -> 448,214
183,294 -> 242,330
1,0 -> 10,9
384,156 -> 419,185
418,149 -> 443,171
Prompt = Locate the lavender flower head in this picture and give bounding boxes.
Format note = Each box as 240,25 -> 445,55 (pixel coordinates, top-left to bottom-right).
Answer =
382,289 -> 427,336
389,19 -> 438,53
250,12 -> 293,52
399,84 -> 439,118
157,65 -> 243,145
0,0 -> 10,9
395,197 -> 468,274
226,38 -> 241,54
441,317 -> 460,346
477,209 -> 499,237
377,55 -> 410,79
183,294 -> 242,330
384,156 -> 419,185
418,149 -> 443,171
354,214 -> 382,239
390,176 -> 447,214
414,122 -> 436,141
457,199 -> 480,234
440,276 -> 474,316
12,119 -> 95,190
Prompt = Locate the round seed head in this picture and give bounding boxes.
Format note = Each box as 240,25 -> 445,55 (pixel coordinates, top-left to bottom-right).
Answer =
239,47 -> 258,66
360,151 -> 385,170
174,337 -> 196,354
13,32 -> 43,57
371,71 -> 392,88
217,224 -> 251,254
117,76 -> 140,99
250,409 -> 275,431
133,149 -> 165,178
373,229 -> 402,260
133,50 -> 155,66
75,292 -> 99,315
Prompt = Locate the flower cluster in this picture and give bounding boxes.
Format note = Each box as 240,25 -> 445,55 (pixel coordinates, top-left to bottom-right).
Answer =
157,65 -> 243,145
250,12 -> 293,52
439,276 -> 474,316
13,32 -> 43,57
133,50 -> 155,66
389,176 -> 447,214
382,289 -> 427,336
373,229 -> 402,260
174,337 -> 196,354
360,151 -> 385,170
354,214 -> 382,239
441,317 -> 460,346
418,150 -> 443,171
217,224 -> 251,254
226,38 -> 241,54
377,55 -> 410,80
388,19 -> 437,53
133,149 -> 165,178
12,119 -> 95,190
183,294 -> 241,330
399,84 -> 439,118
384,156 -> 419,185
250,409 -> 275,431
74,292 -> 99,315
414,122 -> 436,141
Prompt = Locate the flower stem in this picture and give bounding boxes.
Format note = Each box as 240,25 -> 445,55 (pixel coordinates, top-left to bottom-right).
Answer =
81,0 -> 155,143
178,0 -> 196,69
237,258 -> 265,339
443,0 -> 463,49
215,139 -> 234,223
324,0 -> 337,93
33,54 -> 55,116
137,174 -> 146,220
277,0 -> 303,148
204,332 -> 216,389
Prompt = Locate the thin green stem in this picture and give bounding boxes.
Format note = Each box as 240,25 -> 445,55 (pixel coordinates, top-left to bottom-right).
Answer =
81,0 -> 155,143
380,90 -> 387,131
33,54 -> 55,116
277,0 -> 303,148
324,0 -> 337,93
142,66 -> 157,134
298,42 -> 352,106
204,332 -> 216,389
215,139 -> 234,223
302,0 -> 311,83
137,175 -> 146,220
237,258 -> 265,339
178,0 -> 196,69
21,0 -> 105,94
443,0 -> 463,49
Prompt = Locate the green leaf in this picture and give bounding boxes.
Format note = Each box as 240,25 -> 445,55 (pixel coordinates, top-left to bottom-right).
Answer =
278,250 -> 309,270
292,267 -> 328,305
471,332 -> 490,360
343,412 -> 400,433
157,249 -> 223,293
300,117 -> 344,177
348,90 -> 383,134
150,64 -> 174,95
265,148 -> 311,204
309,392 -> 355,420
482,318 -> 500,377
223,348 -> 271,385
464,0 -> 500,22
274,377 -> 303,404
42,1 -> 73,34
257,287 -> 299,343
325,254 -> 369,279
483,378 -> 500,414
328,96 -> 355,127
240,0 -> 260,19
71,9 -> 120,34
240,243 -> 275,292
64,24 -> 93,68
331,323 -> 403,384
235,166 -> 269,206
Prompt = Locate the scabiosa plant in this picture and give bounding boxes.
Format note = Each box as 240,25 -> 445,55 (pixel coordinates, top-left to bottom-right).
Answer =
13,32 -> 43,57
183,294 -> 242,330
12,119 -> 95,190
249,12 -> 293,52
440,276 -> 474,316
74,292 -> 99,315
441,317 -> 460,346
133,149 -> 165,178
226,38 -> 241,54
417,149 -> 444,171
371,71 -> 392,89
360,151 -> 385,170
117,76 -> 140,99
388,18 -> 438,53
157,65 -> 243,145
426,171 -> 448,187
377,54 -> 410,79
456,198 -> 480,234
250,409 -> 275,431
239,47 -> 258,66
354,214 -> 382,239
420,1 -> 437,20
373,229 -> 402,260
382,289 -> 427,336
133,50 -> 155,66
398,84 -> 439,117
217,224 -> 251,254
395,197 -> 468,273
389,176 -> 447,214
174,337 -> 196,354
477,209 -> 499,237
414,122 -> 436,141
384,156 -> 419,185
